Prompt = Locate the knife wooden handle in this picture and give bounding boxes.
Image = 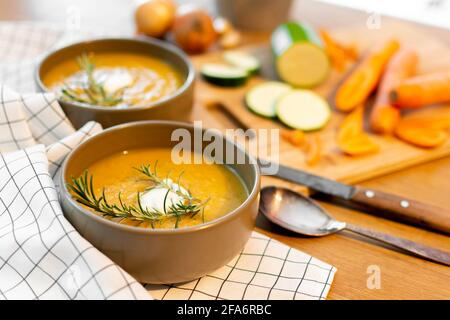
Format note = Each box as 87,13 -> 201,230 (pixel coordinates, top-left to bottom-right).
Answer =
345,223 -> 450,266
352,187 -> 450,235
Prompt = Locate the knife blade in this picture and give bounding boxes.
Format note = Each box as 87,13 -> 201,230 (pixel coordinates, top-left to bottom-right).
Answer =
260,161 -> 450,235
266,163 -> 356,199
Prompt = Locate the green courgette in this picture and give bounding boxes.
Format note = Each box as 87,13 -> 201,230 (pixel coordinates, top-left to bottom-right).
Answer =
245,81 -> 291,118
276,89 -> 331,131
223,51 -> 260,75
201,63 -> 249,87
272,22 -> 330,88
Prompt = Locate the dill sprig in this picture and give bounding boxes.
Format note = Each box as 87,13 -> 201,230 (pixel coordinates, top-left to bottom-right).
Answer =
61,53 -> 126,107
67,163 -> 209,228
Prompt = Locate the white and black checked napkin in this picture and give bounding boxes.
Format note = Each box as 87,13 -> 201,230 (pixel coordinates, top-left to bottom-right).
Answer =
147,232 -> 336,300
0,85 -> 150,299
0,22 -> 336,300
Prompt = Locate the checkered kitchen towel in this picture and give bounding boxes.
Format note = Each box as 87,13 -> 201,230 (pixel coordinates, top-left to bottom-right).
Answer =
147,232 -> 336,300
0,85 -> 150,299
0,22 -> 336,300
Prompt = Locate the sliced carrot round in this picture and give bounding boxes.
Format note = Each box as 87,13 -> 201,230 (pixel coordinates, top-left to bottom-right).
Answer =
338,134 -> 379,156
304,136 -> 322,166
337,105 -> 364,144
395,126 -> 448,148
397,116 -> 450,130
282,130 -> 306,147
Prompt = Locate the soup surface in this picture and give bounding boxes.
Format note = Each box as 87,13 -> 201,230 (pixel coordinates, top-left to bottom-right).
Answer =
71,148 -> 248,229
43,52 -> 183,108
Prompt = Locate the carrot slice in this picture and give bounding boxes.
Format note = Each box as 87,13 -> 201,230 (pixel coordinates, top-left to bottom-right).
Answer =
282,130 -> 321,165
338,134 -> 380,156
396,115 -> 450,130
304,136 -> 322,166
337,105 -> 379,156
395,126 -> 448,148
391,71 -> 450,109
394,115 -> 450,148
335,39 -> 400,112
370,49 -> 418,134
337,105 -> 364,143
320,30 -> 358,72
281,129 -> 306,147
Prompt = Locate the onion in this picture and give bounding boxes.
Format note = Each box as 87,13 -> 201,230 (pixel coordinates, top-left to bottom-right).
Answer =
135,0 -> 176,38
220,30 -> 242,49
172,9 -> 217,53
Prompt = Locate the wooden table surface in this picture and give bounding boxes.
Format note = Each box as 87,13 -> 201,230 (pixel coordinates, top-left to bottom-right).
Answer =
2,0 -> 449,300
196,92 -> 450,301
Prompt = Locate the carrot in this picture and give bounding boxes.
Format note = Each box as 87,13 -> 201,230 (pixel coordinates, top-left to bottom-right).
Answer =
391,71 -> 450,109
335,39 -> 400,112
370,48 -> 418,134
339,134 -> 380,156
395,126 -> 448,148
337,104 -> 364,142
337,105 -> 379,156
320,30 -> 358,72
393,115 -> 450,130
394,115 -> 450,148
304,136 -> 321,166
282,130 -> 321,165
320,30 -> 358,60
281,130 -> 305,147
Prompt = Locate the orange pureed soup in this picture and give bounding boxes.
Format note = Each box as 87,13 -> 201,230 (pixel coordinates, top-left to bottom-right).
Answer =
43,52 -> 183,108
70,148 -> 248,229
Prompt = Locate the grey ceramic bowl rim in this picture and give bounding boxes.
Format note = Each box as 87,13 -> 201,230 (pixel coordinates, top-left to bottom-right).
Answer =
60,120 -> 261,235
35,37 -> 196,113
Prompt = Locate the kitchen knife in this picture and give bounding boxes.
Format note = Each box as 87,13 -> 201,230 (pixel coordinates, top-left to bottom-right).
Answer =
260,162 -> 450,235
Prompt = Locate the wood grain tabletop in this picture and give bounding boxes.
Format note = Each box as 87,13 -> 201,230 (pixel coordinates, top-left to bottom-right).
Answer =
1,0 -> 449,300
196,96 -> 450,300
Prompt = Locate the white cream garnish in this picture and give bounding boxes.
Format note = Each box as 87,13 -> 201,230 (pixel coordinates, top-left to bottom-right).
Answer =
139,178 -> 189,214
103,70 -> 133,94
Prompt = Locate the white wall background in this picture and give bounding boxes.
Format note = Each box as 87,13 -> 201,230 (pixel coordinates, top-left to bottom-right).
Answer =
318,0 -> 450,29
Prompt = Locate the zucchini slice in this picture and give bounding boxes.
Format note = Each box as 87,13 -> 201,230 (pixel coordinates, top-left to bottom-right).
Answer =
245,81 -> 291,118
224,51 -> 261,75
201,63 -> 249,87
276,90 -> 331,131
272,22 -> 330,88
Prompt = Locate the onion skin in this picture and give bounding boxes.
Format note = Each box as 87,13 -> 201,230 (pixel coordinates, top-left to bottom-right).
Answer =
172,9 -> 217,53
135,0 -> 176,38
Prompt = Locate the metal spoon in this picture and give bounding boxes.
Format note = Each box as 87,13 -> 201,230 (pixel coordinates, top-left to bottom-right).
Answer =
260,186 -> 450,266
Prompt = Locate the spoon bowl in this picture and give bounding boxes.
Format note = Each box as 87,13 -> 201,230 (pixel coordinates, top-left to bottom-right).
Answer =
259,186 -> 450,266
260,186 -> 346,236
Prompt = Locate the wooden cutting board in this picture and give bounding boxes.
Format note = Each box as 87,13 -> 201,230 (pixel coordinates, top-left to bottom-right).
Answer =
191,21 -> 450,185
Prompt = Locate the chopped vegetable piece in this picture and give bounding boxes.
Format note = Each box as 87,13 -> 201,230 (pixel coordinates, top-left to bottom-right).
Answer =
304,136 -> 322,166
276,90 -> 331,131
338,134 -> 380,156
394,115 -> 450,148
246,81 -> 291,118
320,29 -> 358,72
281,129 -> 306,147
390,71 -> 450,108
224,51 -> 260,75
201,63 -> 248,87
335,39 -> 400,112
370,48 -> 418,134
337,106 -> 379,156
